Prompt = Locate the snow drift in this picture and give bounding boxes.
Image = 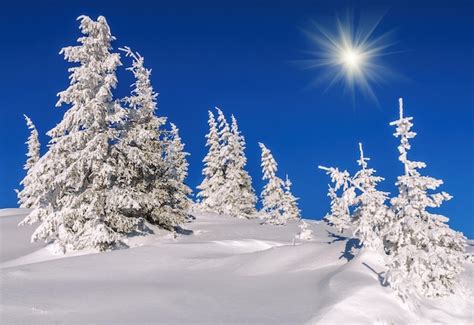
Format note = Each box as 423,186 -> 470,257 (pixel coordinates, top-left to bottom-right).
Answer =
1,208 -> 473,324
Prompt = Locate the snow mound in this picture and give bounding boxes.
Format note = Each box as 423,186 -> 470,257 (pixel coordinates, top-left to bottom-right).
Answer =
211,239 -> 285,253
1,208 -> 473,324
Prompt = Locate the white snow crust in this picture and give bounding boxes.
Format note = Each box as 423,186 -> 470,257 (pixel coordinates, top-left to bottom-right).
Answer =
1,209 -> 473,324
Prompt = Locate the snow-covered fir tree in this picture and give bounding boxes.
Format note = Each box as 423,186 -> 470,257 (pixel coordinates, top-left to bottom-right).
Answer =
259,143 -> 287,225
282,174 -> 301,221
218,115 -> 257,217
20,16 -> 127,252
110,46 -> 181,231
319,166 -> 356,233
297,220 -> 313,240
196,110 -> 225,212
17,115 -> 41,208
351,143 -> 391,251
197,108 -> 256,217
385,98 -> 466,299
214,108 -> 232,177
159,123 -> 192,226
214,108 -> 233,212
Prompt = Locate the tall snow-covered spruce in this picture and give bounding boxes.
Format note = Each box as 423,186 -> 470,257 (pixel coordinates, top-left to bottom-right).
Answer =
385,98 -> 465,299
17,115 -> 41,208
160,123 -> 192,226
110,46 -> 189,231
20,16 -> 127,252
197,110 -> 224,212
259,143 -> 288,225
219,115 -> 257,217
197,108 -> 256,218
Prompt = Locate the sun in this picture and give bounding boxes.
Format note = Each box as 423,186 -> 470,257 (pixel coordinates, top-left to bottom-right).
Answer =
301,11 -> 397,103
341,48 -> 363,71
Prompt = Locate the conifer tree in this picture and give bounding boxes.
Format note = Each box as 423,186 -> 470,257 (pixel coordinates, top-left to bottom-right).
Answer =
159,123 -> 192,226
319,166 -> 356,233
385,98 -> 466,299
17,115 -> 41,208
216,108 -> 232,167
196,110 -> 225,212
351,143 -> 391,251
20,16 -> 126,252
282,174 -> 301,221
110,46 -> 176,231
219,115 -> 257,217
259,143 -> 287,225
297,220 -> 313,240
197,108 -> 256,217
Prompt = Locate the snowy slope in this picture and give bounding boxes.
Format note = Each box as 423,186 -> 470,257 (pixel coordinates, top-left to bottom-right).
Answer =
0,208 -> 473,324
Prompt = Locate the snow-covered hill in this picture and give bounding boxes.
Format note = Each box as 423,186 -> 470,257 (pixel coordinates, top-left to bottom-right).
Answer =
1,208 -> 473,324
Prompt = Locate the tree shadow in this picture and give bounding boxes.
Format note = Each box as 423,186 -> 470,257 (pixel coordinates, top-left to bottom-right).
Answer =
326,230 -> 347,243
128,223 -> 155,238
174,226 -> 194,236
339,238 -> 361,261
362,262 -> 388,287
326,230 -> 361,262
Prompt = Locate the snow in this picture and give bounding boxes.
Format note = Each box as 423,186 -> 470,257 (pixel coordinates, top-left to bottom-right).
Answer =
1,208 -> 473,324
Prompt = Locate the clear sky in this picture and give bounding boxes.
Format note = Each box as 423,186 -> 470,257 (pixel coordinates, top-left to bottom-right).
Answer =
0,0 -> 472,237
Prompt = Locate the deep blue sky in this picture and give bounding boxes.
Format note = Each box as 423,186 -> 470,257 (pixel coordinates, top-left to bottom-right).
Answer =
0,0 -> 472,237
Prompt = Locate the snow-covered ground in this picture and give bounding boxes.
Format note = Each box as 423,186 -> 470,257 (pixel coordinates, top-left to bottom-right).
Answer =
1,208 -> 473,324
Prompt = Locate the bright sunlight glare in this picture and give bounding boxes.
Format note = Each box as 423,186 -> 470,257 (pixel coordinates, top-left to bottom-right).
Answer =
342,48 -> 362,70
301,11 -> 398,103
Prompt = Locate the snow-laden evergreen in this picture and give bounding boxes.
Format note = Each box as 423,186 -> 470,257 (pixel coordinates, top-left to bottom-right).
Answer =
282,174 -> 301,221
197,110 -> 225,212
17,115 -> 41,208
319,144 -> 390,250
319,166 -> 356,233
216,107 -> 232,168
351,143 -> 391,251
218,115 -> 257,217
197,109 -> 256,217
19,17 -> 194,252
319,99 -> 466,300
259,143 -> 287,225
20,16 -> 126,252
159,123 -> 192,226
385,98 -> 466,299
110,46 -> 175,231
297,220 -> 313,240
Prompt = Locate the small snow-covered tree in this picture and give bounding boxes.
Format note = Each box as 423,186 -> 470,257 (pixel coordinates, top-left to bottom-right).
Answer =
297,220 -> 313,240
159,123 -> 192,226
319,166 -> 356,233
259,143 -> 287,225
385,98 -> 466,299
218,115 -> 257,217
17,115 -> 41,208
351,143 -> 391,251
282,174 -> 301,221
20,16 -> 125,252
196,110 -> 225,212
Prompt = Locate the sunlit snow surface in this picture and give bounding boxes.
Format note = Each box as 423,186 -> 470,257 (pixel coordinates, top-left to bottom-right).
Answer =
1,208 -> 473,324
